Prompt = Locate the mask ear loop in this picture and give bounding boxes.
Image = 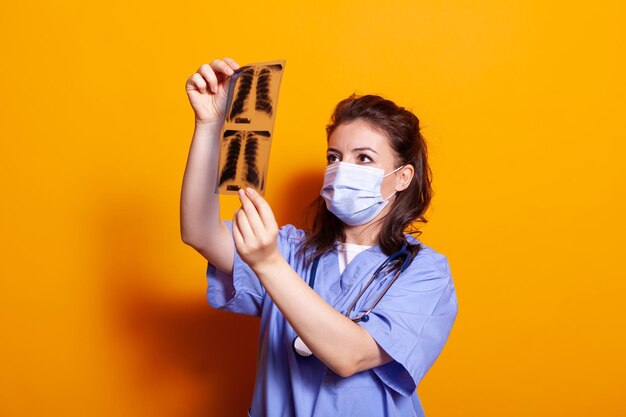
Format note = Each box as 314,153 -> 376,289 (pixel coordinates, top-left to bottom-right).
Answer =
382,190 -> 397,201
383,165 -> 404,178
382,165 -> 405,200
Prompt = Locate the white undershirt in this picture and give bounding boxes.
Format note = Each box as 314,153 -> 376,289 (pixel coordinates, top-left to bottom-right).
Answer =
336,242 -> 373,274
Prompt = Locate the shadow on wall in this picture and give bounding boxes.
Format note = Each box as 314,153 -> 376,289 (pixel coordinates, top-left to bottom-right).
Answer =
273,168 -> 324,229
92,169 -> 322,417
95,194 -> 257,417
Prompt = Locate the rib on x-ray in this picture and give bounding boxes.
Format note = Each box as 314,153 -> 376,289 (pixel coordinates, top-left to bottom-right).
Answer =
255,67 -> 278,117
218,130 -> 272,193
216,60 -> 285,195
218,130 -> 242,186
228,67 -> 255,123
226,63 -> 283,124
244,135 -> 260,187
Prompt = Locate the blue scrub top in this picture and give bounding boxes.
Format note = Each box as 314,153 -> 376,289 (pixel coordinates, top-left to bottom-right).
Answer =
206,222 -> 458,417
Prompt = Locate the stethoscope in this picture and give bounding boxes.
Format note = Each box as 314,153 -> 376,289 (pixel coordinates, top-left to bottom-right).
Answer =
292,242 -> 413,358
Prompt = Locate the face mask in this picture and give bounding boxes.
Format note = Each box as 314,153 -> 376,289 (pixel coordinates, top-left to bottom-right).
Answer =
320,162 -> 403,226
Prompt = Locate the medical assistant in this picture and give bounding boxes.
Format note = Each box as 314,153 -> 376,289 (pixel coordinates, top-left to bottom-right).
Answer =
206,222 -> 458,417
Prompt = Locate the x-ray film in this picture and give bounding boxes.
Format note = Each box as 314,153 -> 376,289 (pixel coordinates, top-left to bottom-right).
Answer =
216,59 -> 285,195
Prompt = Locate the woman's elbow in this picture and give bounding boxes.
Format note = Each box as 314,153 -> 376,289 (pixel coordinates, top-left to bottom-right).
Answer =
330,363 -> 357,379
181,231 -> 209,257
327,354 -> 363,378
180,226 -> 205,248
330,344 -> 392,378
180,230 -> 196,247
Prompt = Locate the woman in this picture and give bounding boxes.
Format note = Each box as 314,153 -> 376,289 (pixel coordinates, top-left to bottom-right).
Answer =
180,58 -> 458,417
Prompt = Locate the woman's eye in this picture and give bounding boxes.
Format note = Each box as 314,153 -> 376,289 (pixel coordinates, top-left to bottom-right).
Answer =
326,154 -> 340,164
358,154 -> 373,163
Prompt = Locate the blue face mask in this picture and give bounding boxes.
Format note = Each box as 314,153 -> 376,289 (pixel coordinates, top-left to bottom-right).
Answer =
320,162 -> 403,226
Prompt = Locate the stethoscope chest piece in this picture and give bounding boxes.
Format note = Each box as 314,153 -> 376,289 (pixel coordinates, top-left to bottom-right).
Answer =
292,336 -> 313,357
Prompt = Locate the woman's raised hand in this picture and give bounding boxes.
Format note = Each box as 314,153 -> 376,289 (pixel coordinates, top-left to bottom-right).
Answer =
233,188 -> 282,271
185,58 -> 240,125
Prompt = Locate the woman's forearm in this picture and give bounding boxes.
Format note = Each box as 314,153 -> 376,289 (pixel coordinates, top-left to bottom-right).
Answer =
180,121 -> 234,272
231,187 -> 391,376
253,256 -> 392,377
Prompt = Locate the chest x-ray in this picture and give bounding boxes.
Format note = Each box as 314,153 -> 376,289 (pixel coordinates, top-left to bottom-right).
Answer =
216,60 -> 285,195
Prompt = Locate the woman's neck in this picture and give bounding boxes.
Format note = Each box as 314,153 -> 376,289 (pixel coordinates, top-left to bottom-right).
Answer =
342,222 -> 381,246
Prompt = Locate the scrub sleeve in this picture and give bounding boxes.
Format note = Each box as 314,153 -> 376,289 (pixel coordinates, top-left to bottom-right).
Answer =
207,222 -> 305,317
357,248 -> 458,396
206,221 -> 265,316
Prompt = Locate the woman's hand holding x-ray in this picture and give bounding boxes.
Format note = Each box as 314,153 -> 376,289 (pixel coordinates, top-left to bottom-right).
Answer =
233,188 -> 282,271
185,58 -> 240,125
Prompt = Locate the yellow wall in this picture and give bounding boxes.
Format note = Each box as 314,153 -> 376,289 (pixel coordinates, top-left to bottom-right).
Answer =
1,1 -> 625,416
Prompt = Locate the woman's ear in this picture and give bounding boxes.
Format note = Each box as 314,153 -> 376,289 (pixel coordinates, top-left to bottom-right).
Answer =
395,165 -> 414,192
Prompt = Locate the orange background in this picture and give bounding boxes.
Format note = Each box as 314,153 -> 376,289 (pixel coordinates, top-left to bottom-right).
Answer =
1,1 -> 625,416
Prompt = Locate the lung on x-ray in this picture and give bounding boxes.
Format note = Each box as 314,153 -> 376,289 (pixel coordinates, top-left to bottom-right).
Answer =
216,59 -> 285,195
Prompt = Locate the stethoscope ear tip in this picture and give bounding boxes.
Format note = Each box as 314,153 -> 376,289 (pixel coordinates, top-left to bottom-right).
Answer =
293,336 -> 313,357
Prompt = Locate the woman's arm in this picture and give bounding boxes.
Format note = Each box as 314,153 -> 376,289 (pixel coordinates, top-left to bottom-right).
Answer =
233,187 -> 393,377
180,121 -> 233,271
180,59 -> 239,273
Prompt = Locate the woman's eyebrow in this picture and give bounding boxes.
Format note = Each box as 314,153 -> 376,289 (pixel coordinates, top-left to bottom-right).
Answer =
352,147 -> 378,154
326,147 -> 378,154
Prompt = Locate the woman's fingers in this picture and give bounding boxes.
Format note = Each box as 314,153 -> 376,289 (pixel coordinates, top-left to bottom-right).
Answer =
186,57 -> 238,124
238,189 -> 265,236
192,58 -> 236,95
197,63 -> 219,93
233,189 -> 280,269
232,214 -> 244,249
186,72 -> 208,94
222,57 -> 240,71
198,59 -> 236,94
234,207 -> 254,243
245,188 -> 278,231
210,59 -> 235,78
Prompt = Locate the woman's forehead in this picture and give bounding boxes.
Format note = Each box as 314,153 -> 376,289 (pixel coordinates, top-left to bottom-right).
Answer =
328,120 -> 390,151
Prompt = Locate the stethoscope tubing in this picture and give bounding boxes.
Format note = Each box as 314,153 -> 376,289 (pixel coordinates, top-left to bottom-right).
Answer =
293,242 -> 413,357
343,244 -> 412,322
